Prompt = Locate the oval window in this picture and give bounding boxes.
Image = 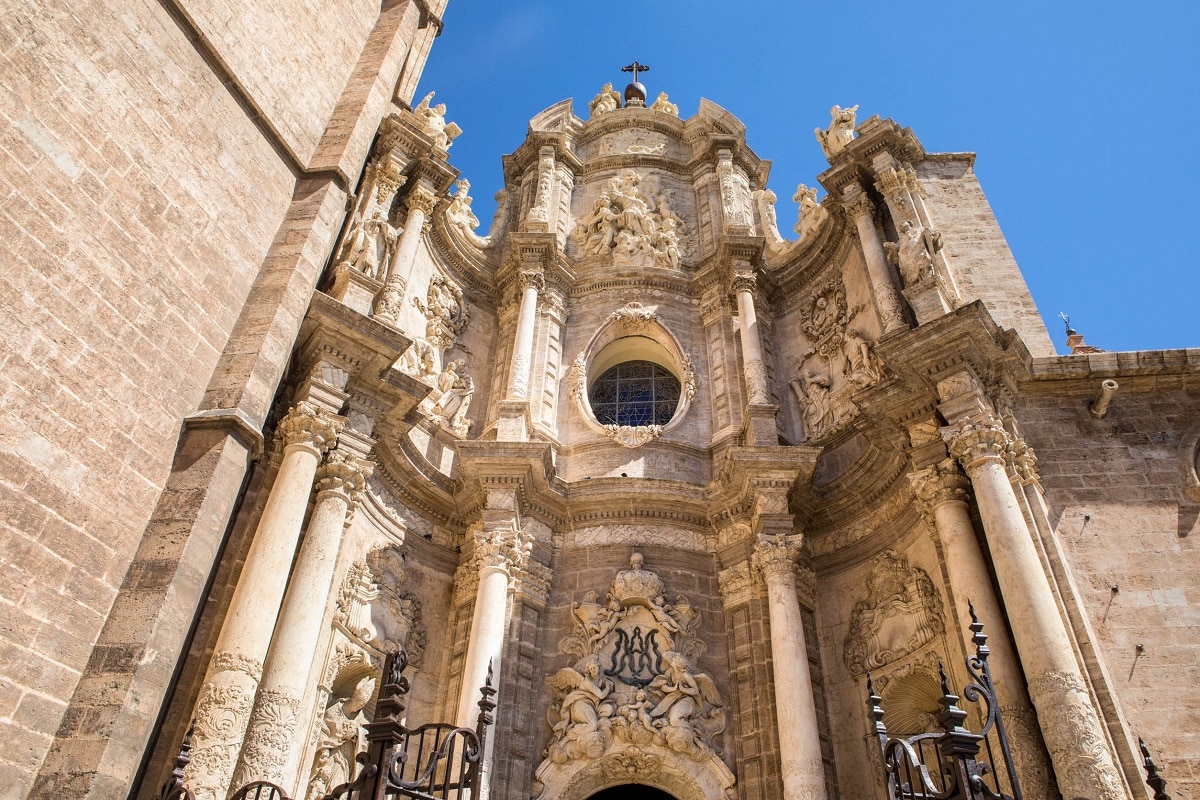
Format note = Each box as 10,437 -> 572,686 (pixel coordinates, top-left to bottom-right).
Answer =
588,360 -> 681,427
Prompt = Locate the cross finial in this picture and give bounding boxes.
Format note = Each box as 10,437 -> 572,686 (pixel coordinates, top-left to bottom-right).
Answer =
622,61 -> 650,82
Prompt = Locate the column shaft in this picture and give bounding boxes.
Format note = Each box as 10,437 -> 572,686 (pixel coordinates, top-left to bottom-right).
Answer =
754,540 -> 828,800
231,453 -> 370,790
184,404 -> 340,800
843,190 -> 905,334
506,276 -> 541,400
456,565 -> 510,728
946,422 -> 1127,800
735,281 -> 769,404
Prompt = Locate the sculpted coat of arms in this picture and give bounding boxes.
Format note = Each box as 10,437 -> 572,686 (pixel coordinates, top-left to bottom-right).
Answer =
544,553 -> 724,765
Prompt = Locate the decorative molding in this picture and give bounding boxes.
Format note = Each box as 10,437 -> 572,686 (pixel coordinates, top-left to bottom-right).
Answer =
843,550 -> 945,674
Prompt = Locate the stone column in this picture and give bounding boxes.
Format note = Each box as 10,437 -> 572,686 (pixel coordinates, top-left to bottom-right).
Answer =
941,416 -> 1127,800
184,403 -> 342,800
841,185 -> 906,334
505,268 -> 544,402
375,182 -> 438,325
733,270 -> 770,405
230,450 -> 373,790
752,537 -> 828,800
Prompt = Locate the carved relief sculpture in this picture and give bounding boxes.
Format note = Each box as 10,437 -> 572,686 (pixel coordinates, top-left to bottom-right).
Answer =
815,104 -> 859,159
544,553 -> 724,773
571,170 -> 687,269
716,152 -> 754,230
430,358 -> 475,437
399,274 -> 469,381
304,675 -> 376,800
843,550 -> 945,674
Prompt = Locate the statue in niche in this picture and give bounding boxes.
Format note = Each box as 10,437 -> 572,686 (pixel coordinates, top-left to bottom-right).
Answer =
792,369 -> 833,440
545,654 -> 616,763
305,675 -> 376,800
572,170 -> 687,269
413,92 -> 461,152
649,91 -> 679,116
647,650 -> 724,758
334,210 -> 396,280
430,358 -> 474,437
589,82 -> 621,117
815,104 -> 859,159
886,219 -> 943,286
793,183 -> 828,243
842,328 -> 883,389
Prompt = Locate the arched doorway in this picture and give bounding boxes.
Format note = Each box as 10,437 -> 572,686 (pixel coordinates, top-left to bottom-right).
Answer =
587,785 -> 678,800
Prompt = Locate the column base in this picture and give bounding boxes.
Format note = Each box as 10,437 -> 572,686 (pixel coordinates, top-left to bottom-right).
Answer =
496,399 -> 531,442
744,403 -> 780,446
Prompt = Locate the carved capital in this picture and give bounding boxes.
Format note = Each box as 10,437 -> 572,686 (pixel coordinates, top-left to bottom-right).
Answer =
517,268 -> 546,293
474,525 -> 533,574
405,183 -> 438,219
841,186 -> 875,220
375,159 -> 406,206
873,167 -> 908,206
315,451 -> 374,507
731,271 -> 758,294
231,689 -> 302,787
908,459 -> 970,515
717,560 -> 756,608
277,402 -> 342,455
752,536 -> 802,583
941,416 -> 1010,471
1005,434 -> 1042,487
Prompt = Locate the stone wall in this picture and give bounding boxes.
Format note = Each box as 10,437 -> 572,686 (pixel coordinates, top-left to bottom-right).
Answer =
1017,352 -> 1200,796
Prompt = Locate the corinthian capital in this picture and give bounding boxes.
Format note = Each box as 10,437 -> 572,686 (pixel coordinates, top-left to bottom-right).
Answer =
315,451 -> 374,506
841,185 -> 874,220
277,402 -> 342,454
941,416 -> 1009,470
1005,434 -> 1042,487
752,535 -> 802,582
405,184 -> 439,218
474,525 -> 533,573
731,271 -> 758,294
909,458 -> 970,514
873,167 -> 908,205
517,268 -> 545,293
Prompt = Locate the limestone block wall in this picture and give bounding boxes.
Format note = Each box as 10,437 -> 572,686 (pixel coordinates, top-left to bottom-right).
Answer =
916,156 -> 1055,357
1016,353 -> 1200,796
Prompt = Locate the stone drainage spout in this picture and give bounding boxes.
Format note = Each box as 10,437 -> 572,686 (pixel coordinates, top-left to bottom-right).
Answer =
1089,379 -> 1119,419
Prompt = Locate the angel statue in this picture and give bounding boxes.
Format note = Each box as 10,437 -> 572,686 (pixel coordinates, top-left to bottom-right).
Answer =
589,82 -> 622,117
647,650 -> 723,758
545,654 -> 615,763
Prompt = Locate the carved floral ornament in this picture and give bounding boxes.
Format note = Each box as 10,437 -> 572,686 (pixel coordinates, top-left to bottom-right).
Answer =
568,303 -> 698,448
535,553 -> 735,800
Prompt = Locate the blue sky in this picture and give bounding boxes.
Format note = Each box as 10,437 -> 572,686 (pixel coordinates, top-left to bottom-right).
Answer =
418,2 -> 1200,354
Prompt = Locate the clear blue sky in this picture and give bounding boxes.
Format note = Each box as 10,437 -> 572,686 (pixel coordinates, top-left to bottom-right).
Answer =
418,2 -> 1200,354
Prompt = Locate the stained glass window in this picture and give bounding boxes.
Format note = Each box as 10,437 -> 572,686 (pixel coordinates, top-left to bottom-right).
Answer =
589,360 -> 680,427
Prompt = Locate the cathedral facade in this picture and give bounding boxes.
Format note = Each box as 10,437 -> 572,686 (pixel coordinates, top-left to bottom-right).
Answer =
3,4 -> 1199,800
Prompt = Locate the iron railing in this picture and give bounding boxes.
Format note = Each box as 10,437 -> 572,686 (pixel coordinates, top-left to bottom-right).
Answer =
160,648 -> 495,800
868,606 -> 1021,800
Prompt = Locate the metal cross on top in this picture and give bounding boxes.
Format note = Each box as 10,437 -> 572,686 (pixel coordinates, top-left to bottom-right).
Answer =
622,61 -> 650,82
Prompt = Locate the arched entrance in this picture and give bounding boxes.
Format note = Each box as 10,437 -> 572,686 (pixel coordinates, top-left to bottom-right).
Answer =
588,785 -> 678,800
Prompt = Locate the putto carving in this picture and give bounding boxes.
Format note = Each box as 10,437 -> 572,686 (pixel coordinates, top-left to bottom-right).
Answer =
547,554 -> 723,766
649,92 -> 679,116
815,104 -> 858,159
792,183 -> 828,243
572,170 -> 687,269
413,91 -> 461,152
843,550 -> 945,674
589,82 -> 622,117
399,274 -> 469,383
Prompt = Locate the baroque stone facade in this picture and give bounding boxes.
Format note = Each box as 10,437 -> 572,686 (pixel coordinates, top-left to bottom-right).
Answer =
3,7 -> 1200,800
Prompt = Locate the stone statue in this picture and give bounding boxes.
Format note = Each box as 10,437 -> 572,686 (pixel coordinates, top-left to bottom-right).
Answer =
888,219 -> 942,286
792,370 -> 832,440
815,104 -> 858,158
431,359 -> 474,437
305,675 -> 376,800
793,183 -> 828,242
413,91 -> 461,151
753,188 -> 787,249
842,328 -> 882,388
445,179 -> 483,242
544,654 -> 615,763
334,210 -> 396,280
650,91 -> 679,116
589,82 -> 621,117
571,170 -> 686,269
